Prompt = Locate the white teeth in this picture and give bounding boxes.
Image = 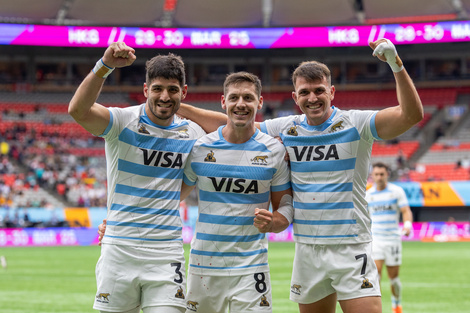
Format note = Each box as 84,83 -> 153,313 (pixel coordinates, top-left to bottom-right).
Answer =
307,104 -> 321,109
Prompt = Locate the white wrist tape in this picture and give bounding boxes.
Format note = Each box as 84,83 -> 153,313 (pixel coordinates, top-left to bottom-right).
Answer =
276,194 -> 294,224
403,220 -> 412,230
92,58 -> 114,78
374,39 -> 404,73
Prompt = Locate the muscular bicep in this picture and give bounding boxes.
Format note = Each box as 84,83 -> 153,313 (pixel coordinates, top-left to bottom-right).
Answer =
375,106 -> 412,140
73,103 -> 111,136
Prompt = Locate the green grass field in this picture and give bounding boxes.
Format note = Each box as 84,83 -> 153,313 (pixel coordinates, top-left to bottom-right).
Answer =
1,241 -> 469,313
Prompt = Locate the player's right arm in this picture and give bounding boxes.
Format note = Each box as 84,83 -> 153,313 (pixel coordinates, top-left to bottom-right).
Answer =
178,103 -> 227,133
69,42 -> 136,136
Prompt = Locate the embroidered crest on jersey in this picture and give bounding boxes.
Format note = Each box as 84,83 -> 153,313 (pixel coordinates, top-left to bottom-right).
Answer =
330,120 -> 344,132
287,126 -> 298,136
291,284 -> 302,295
361,278 -> 374,289
251,155 -> 268,165
138,124 -> 150,134
186,300 -> 199,311
178,129 -> 190,138
204,150 -> 216,162
175,286 -> 185,299
260,294 -> 270,307
95,292 -> 110,303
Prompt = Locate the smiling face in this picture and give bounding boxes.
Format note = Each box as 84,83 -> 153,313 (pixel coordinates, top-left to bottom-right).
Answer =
222,81 -> 263,129
144,77 -> 187,126
292,75 -> 335,126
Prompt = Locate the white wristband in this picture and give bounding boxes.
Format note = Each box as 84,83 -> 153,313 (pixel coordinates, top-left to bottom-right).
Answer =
92,58 -> 114,78
403,220 -> 412,230
276,194 -> 294,224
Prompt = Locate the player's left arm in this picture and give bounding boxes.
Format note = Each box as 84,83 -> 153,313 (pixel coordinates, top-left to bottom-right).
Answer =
400,205 -> 413,236
370,39 -> 424,140
254,189 -> 293,233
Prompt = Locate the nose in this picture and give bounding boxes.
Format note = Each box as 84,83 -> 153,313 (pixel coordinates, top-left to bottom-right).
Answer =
160,89 -> 170,101
235,96 -> 246,107
308,92 -> 317,102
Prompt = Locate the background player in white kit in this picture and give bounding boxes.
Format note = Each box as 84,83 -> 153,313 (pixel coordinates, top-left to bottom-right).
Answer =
177,38 -> 423,313
366,162 -> 413,313
69,42 -> 205,313
180,72 -> 293,313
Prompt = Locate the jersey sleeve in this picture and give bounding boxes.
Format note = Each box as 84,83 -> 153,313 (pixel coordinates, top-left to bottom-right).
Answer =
259,116 -> 289,137
270,142 -> 291,192
349,109 -> 381,142
183,146 -> 198,186
100,107 -> 122,140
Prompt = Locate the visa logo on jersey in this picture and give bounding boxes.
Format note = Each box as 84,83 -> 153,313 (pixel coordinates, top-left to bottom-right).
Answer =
290,145 -> 339,162
140,148 -> 184,168
208,177 -> 259,194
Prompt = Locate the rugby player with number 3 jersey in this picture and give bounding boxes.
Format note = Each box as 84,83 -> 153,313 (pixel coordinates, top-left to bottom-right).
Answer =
69,42 -> 205,313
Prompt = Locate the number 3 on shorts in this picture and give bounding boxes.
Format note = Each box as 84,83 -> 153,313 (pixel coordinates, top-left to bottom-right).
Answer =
254,272 -> 267,293
171,262 -> 183,283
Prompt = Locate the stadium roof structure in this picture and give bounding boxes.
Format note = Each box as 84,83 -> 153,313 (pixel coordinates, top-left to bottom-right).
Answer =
0,0 -> 468,28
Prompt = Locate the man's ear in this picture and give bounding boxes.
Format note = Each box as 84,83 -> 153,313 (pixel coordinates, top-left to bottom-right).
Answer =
181,85 -> 188,100
292,91 -> 298,106
221,95 -> 226,111
143,82 -> 148,98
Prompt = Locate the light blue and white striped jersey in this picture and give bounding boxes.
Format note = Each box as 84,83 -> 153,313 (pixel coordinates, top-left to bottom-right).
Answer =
260,106 -> 380,245
366,183 -> 409,242
183,126 -> 291,276
100,104 -> 205,248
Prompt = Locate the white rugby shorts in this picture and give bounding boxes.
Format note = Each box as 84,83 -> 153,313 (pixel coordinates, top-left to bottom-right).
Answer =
290,242 -> 381,304
185,272 -> 272,313
94,244 -> 186,312
372,240 -> 402,266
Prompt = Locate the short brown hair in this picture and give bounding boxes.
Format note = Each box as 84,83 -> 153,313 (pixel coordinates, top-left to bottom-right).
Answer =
372,162 -> 389,171
223,72 -> 262,99
145,53 -> 186,87
292,61 -> 331,87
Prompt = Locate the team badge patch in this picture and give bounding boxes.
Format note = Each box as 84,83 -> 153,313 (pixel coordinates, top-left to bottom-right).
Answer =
186,300 -> 199,311
287,126 -> 298,136
138,124 -> 150,134
204,150 -> 216,162
95,292 -> 111,303
361,278 -> 374,289
260,294 -> 270,307
251,155 -> 268,165
291,284 -> 302,295
329,121 -> 344,132
178,129 -> 190,138
175,286 -> 185,299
